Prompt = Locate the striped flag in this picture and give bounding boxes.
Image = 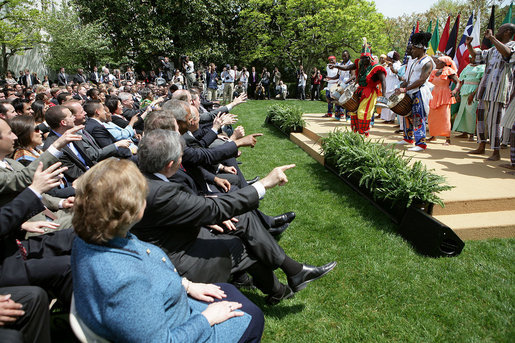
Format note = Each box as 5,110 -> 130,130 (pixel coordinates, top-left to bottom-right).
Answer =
470,9 -> 481,48
438,16 -> 451,53
427,18 -> 440,56
454,13 -> 474,75
444,14 -> 460,59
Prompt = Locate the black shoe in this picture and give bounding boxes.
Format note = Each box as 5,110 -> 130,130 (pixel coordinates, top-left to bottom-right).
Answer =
231,273 -> 256,290
265,284 -> 294,305
268,223 -> 289,237
287,261 -> 337,292
246,176 -> 259,185
272,212 -> 296,227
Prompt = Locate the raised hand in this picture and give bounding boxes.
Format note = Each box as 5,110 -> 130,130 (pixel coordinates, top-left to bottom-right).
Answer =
51,125 -> 84,150
260,164 -> 295,189
30,162 -> 68,194
235,133 -> 263,148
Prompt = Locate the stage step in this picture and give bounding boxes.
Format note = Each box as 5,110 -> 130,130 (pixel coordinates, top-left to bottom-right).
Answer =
288,113 -> 515,240
290,132 -> 324,165
433,210 -> 515,241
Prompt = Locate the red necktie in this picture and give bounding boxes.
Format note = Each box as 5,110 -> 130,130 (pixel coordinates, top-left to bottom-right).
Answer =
16,239 -> 27,260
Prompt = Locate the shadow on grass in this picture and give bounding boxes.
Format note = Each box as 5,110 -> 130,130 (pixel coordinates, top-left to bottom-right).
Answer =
242,291 -> 305,319
303,160 -> 399,237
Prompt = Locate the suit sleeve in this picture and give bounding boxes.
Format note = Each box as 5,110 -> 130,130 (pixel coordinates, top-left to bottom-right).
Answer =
152,182 -> 260,229
199,106 -> 229,124
0,188 -> 44,238
182,142 -> 237,167
0,152 -> 58,194
89,126 -> 114,148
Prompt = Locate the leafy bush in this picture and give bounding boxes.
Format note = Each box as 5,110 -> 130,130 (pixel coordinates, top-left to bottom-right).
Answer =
266,104 -> 306,133
322,130 -> 453,208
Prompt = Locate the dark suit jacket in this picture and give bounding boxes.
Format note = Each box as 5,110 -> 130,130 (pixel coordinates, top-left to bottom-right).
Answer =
57,73 -> 68,86
73,74 -> 87,84
84,119 -> 131,158
80,129 -> 118,161
89,71 -> 101,84
21,75 -> 38,88
199,106 -> 230,124
43,131 -> 94,182
132,173 -> 259,266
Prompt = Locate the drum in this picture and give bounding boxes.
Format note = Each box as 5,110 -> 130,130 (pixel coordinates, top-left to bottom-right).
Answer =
329,85 -> 344,103
388,93 -> 413,117
338,84 -> 359,112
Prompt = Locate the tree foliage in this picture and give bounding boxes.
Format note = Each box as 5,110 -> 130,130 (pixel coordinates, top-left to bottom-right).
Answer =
42,3 -> 113,72
237,0 -> 389,73
73,0 -> 244,70
0,0 -> 42,74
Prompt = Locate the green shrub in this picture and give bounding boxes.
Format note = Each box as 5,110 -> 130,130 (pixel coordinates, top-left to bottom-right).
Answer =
322,130 -> 453,208
266,104 -> 306,133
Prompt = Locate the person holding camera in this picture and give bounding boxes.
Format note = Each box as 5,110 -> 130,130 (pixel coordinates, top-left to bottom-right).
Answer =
221,64 -> 235,104
311,67 -> 322,101
182,56 -> 196,90
260,68 -> 271,100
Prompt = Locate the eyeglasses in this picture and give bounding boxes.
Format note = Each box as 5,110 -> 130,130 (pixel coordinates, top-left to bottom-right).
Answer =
34,126 -> 40,133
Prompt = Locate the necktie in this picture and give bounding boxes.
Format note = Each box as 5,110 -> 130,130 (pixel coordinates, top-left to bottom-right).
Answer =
16,239 -> 27,260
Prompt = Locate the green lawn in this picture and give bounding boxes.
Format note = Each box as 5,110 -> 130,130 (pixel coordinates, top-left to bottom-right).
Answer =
231,99 -> 514,343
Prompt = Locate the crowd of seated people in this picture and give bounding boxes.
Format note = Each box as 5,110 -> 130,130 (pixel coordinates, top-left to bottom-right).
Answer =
0,68 -> 336,341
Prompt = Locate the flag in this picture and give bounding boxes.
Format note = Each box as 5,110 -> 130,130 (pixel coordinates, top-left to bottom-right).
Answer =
444,14 -> 460,59
403,25 -> 415,65
481,5 -> 495,49
470,9 -> 481,48
438,16 -> 451,53
415,21 -> 419,33
454,13 -> 474,75
502,2 -> 512,24
427,18 -> 440,56
427,20 -> 432,34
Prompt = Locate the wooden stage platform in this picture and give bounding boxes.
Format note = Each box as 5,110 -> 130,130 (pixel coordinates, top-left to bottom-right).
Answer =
290,113 -> 515,241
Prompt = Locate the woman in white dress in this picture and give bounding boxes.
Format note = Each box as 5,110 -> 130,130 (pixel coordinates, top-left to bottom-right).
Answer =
381,51 -> 402,123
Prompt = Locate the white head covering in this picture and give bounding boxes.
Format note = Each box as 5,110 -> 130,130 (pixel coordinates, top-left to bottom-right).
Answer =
387,51 -> 395,59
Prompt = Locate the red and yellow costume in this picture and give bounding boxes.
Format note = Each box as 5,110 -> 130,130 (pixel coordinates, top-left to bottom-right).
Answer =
350,58 -> 386,136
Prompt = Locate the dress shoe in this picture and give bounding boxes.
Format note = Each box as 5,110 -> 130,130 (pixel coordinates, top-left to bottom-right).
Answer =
265,284 -> 294,305
246,176 -> 260,185
231,273 -> 256,290
268,223 -> 289,237
287,261 -> 337,292
272,212 -> 295,227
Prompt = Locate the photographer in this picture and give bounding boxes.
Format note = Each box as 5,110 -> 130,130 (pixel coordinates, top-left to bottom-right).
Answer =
311,67 -> 322,101
160,56 -> 174,82
182,56 -> 195,89
221,64 -> 235,104
260,68 -> 271,100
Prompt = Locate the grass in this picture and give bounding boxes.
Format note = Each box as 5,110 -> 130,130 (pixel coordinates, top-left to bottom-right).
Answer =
231,99 -> 514,343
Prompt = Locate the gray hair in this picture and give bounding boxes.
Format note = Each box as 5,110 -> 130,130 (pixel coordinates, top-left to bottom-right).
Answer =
118,92 -> 132,102
138,129 -> 183,174
161,99 -> 189,122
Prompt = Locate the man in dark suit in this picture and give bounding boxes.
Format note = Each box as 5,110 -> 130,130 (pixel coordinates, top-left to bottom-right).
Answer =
89,66 -> 101,85
0,163 -> 74,315
57,68 -> 68,86
20,69 -> 37,88
72,68 -> 87,84
83,101 -> 132,157
65,100 -> 129,160
249,66 -> 258,99
42,106 -> 96,182
133,130 -> 336,305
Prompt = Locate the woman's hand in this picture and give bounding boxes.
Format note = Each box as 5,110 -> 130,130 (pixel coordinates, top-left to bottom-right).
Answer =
467,93 -> 475,105
187,282 -> 227,302
202,301 -> 243,326
21,221 -> 60,234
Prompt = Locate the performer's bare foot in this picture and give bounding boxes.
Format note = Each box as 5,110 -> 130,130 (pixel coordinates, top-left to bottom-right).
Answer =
486,151 -> 500,161
455,132 -> 468,138
426,136 -> 436,142
499,163 -> 515,170
444,138 -> 451,145
469,142 -> 486,154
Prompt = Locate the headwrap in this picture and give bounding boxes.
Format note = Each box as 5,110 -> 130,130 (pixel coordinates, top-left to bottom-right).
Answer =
387,51 -> 395,59
361,37 -> 372,57
438,56 -> 458,73
328,56 -> 336,60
